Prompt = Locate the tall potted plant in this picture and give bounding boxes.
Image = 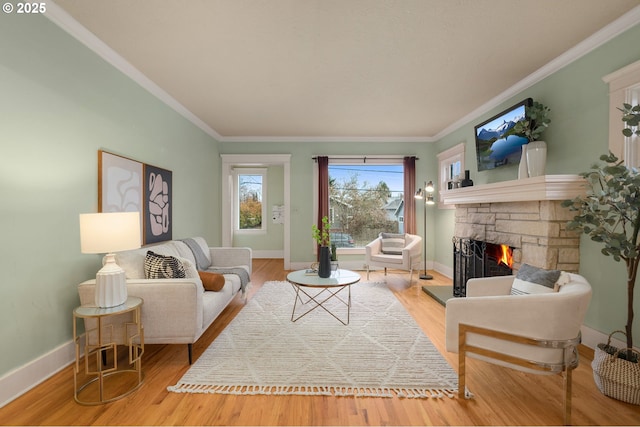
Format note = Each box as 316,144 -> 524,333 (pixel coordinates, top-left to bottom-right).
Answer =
562,103 -> 640,404
513,100 -> 551,177
312,216 -> 332,278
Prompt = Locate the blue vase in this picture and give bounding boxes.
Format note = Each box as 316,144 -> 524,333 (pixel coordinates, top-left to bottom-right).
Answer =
318,246 -> 331,278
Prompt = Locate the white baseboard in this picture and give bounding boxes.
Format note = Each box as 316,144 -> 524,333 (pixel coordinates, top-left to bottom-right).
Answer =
251,250 -> 284,259
433,262 -> 453,279
580,326 -> 639,353
0,339 -> 77,408
290,261 -> 311,271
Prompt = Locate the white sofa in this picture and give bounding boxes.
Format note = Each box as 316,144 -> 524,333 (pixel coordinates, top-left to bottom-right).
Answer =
78,237 -> 252,363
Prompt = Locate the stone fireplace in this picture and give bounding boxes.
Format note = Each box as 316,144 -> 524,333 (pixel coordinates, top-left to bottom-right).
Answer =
441,175 -> 586,294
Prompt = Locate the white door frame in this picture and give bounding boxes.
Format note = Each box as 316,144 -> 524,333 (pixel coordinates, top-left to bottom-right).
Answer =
221,154 -> 291,269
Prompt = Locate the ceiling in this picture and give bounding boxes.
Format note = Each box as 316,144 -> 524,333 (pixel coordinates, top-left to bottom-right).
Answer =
50,0 -> 640,142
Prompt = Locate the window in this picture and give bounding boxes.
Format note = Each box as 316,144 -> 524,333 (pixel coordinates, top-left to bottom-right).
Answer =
233,168 -> 267,232
626,86 -> 640,167
327,160 -> 404,248
437,143 -> 465,208
603,59 -> 640,169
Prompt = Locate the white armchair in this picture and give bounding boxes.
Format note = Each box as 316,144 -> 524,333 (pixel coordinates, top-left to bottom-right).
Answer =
365,233 -> 422,283
445,273 -> 592,425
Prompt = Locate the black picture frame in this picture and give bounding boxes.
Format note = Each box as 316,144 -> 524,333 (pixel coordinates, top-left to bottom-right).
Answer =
143,163 -> 172,244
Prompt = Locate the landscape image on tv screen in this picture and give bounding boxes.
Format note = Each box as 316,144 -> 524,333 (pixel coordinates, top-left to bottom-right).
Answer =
475,99 -> 531,171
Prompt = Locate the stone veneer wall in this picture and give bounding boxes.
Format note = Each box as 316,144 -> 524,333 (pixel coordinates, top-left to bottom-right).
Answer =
454,200 -> 580,273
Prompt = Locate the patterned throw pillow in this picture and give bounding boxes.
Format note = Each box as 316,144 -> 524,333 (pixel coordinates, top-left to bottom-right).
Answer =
510,263 -> 561,295
144,251 -> 186,279
379,232 -> 405,255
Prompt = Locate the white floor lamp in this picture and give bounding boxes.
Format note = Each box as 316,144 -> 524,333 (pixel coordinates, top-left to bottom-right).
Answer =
414,181 -> 434,280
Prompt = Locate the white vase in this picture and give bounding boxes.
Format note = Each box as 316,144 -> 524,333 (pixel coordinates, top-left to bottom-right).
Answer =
526,140 -> 547,177
518,144 -> 528,179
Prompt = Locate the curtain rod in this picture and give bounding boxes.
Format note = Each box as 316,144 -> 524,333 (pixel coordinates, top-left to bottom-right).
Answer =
312,156 -> 418,162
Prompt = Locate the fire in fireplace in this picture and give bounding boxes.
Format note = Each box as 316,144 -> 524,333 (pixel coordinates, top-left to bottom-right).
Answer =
486,242 -> 514,274
453,238 -> 514,297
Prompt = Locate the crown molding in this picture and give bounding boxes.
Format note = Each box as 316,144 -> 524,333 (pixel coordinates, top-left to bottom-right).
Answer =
44,1 -> 223,142
45,2 -> 640,144
432,5 -> 640,142
219,135 -> 435,143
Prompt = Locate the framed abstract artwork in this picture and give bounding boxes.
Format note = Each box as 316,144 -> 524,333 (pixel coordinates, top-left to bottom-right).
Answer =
144,163 -> 172,244
98,150 -> 143,214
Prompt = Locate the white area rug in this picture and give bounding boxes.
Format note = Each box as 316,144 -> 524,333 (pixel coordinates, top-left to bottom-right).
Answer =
168,281 -> 459,398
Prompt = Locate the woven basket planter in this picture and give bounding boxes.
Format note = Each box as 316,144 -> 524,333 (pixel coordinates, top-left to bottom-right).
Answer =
592,331 -> 640,405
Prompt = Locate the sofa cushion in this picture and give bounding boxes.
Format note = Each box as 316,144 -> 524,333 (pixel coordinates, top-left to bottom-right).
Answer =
511,264 -> 561,295
198,271 -> 225,291
116,247 -> 148,279
150,242 -> 184,259
193,237 -> 212,263
144,251 -> 186,279
181,238 -> 212,270
171,241 -> 198,266
369,253 -> 404,265
180,257 -> 199,279
379,232 -> 405,255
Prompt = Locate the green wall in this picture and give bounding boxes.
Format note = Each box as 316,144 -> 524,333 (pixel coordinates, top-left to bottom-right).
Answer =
0,15 -> 220,376
233,165 -> 285,251
433,22 -> 640,344
219,142 -> 439,264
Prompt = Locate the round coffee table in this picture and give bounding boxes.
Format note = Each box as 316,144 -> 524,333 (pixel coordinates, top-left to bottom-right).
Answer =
286,269 -> 361,325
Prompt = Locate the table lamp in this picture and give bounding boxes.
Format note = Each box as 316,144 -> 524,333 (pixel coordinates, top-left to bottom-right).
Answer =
79,212 -> 141,308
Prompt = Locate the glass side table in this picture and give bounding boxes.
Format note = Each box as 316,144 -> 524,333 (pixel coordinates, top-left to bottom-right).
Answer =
73,297 -> 144,405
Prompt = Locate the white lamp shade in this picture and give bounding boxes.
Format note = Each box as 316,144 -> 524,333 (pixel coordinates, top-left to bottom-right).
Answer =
79,212 -> 141,254
425,181 -> 435,192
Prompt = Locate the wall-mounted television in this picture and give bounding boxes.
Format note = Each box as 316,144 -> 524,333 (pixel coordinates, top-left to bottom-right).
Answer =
475,98 -> 532,171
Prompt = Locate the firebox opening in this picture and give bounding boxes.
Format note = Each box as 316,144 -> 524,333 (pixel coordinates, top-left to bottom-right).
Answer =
486,243 -> 514,268
453,238 -> 515,297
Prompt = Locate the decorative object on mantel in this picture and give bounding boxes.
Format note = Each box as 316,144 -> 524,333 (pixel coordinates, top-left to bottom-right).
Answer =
79,212 -> 141,308
460,170 -> 473,187
562,145 -> 640,404
525,140 -> 548,177
517,144 -> 528,179
312,215 -> 332,278
514,101 -> 551,178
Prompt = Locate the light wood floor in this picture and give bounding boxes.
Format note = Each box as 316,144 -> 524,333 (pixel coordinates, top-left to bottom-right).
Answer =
1,259 -> 639,426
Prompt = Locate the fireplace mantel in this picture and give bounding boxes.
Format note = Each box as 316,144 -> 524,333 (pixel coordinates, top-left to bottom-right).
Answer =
440,174 -> 586,205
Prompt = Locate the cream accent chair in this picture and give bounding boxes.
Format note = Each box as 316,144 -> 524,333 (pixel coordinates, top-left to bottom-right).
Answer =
364,233 -> 422,283
445,273 -> 592,425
